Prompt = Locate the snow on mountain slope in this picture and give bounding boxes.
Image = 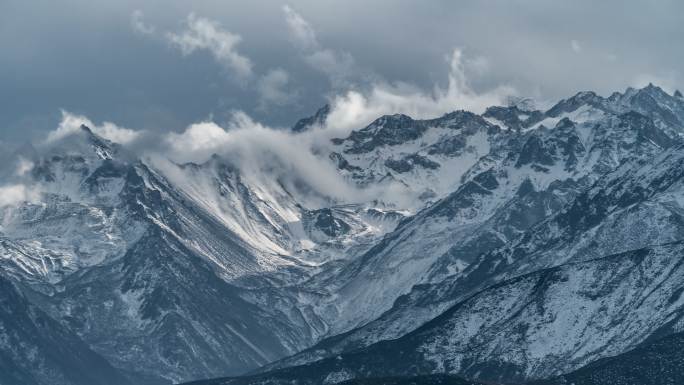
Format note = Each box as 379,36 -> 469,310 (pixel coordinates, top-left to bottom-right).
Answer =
210,243 -> 684,385
302,87 -> 682,337
155,154 -> 403,270
460,140 -> 684,294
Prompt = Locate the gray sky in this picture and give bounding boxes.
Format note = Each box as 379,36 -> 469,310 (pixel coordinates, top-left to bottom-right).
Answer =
1,0 -> 682,142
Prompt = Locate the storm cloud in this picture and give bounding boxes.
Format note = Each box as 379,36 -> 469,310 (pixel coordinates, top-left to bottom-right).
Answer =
1,0 -> 683,143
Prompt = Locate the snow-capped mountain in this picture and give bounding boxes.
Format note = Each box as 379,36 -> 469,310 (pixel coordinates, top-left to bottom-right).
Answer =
0,124 -> 402,383
2,84 -> 684,385
274,84 -> 684,343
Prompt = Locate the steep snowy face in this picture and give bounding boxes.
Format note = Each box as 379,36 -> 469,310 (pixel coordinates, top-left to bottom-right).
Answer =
0,127 -> 146,285
156,155 -> 404,270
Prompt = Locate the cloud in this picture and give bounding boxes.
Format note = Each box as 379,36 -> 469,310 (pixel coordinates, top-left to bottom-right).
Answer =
163,111 -> 368,203
165,120 -> 232,158
131,10 -> 155,35
167,13 -> 253,80
282,5 -> 358,88
257,68 -> 295,109
283,5 -> 318,52
0,184 -> 41,207
160,47 -> 513,206
161,47 -> 513,186
47,110 -> 142,144
320,49 -> 516,136
571,40 -> 582,53
464,55 -> 491,75
15,157 -> 34,176
305,49 -> 357,88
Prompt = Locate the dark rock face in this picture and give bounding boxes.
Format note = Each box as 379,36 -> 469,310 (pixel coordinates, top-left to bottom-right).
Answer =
516,134 -> 556,167
339,114 -> 429,154
292,105 -> 331,133
308,208 -> 352,237
53,226 -> 296,383
385,154 -> 440,173
483,105 -> 544,131
337,375 -> 486,385
330,152 -> 362,172
0,275 -> 136,385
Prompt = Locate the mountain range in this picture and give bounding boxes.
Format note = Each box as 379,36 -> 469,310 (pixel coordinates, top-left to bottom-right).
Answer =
1,84 -> 684,385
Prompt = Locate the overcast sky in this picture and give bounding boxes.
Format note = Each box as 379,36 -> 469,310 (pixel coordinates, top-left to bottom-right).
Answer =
1,0 -> 682,142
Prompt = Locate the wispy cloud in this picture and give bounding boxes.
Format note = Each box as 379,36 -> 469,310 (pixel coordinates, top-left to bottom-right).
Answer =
571,40 -> 582,53
131,10 -> 155,35
282,5 -> 358,88
257,68 -> 296,109
163,111 -> 368,203
282,5 -> 318,52
14,157 -> 34,177
167,13 -> 253,80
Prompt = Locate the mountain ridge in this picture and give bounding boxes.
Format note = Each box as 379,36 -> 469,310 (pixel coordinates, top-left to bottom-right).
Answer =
2,84 -> 684,384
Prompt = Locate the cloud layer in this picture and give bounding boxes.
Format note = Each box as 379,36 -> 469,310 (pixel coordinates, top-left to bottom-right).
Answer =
163,112 -> 369,204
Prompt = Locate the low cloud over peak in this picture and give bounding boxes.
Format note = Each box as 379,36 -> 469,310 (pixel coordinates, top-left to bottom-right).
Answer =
47,111 -> 142,145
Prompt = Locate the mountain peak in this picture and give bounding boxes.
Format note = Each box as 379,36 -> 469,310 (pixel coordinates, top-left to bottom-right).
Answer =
637,82 -> 669,97
545,90 -> 605,117
291,104 -> 330,132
